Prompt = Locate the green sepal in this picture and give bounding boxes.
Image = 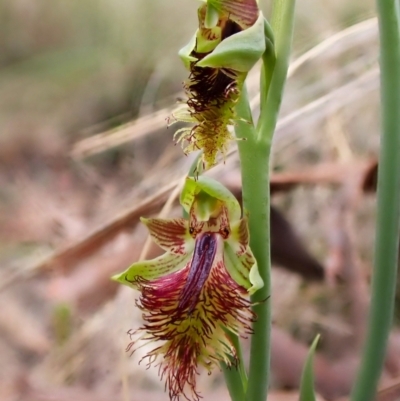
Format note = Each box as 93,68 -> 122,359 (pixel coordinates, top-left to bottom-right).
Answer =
299,334 -> 320,401
224,242 -> 264,294
180,176 -> 241,222
178,33 -> 198,69
111,253 -> 190,288
196,12 -> 265,72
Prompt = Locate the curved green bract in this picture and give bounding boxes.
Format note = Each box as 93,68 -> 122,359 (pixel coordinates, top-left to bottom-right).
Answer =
180,176 -> 241,221
197,12 -> 265,72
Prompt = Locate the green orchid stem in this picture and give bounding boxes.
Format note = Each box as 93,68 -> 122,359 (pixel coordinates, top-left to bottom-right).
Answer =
236,87 -> 271,401
235,1 -> 296,400
351,2 -> 400,401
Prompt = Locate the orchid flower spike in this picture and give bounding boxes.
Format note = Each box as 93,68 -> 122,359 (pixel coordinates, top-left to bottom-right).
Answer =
169,0 -> 274,170
113,176 -> 263,401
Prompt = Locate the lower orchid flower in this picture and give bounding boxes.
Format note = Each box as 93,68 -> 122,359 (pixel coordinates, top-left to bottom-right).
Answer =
112,176 -> 263,401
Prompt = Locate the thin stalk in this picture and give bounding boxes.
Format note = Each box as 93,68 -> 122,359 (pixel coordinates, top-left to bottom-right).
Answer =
236,87 -> 271,401
351,1 -> 400,400
221,330 -> 248,401
257,0 -> 296,140
236,1 -> 296,400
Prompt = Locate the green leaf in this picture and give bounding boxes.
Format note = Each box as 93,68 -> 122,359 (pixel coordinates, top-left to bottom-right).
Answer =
299,334 -> 320,401
196,12 -> 265,72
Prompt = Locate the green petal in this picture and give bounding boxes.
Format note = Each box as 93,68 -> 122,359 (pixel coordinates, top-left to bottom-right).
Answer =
112,253 -> 191,288
141,217 -> 194,254
224,242 -> 263,294
196,12 -> 265,72
180,176 -> 241,222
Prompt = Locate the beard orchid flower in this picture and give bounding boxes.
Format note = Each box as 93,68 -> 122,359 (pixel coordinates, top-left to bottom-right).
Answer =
113,176 -> 263,401
169,0 -> 274,170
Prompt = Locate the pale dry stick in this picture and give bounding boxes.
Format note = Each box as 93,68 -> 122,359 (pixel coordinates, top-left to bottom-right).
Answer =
71,108 -> 172,160
270,68 -> 379,159
144,143 -> 181,179
223,68 -> 379,164
326,114 -> 354,163
288,18 -> 376,77
217,67 -> 378,169
250,17 -> 377,109
137,62 -> 171,118
71,18 -> 377,160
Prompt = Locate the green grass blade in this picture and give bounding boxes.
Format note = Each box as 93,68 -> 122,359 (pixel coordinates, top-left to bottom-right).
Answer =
299,335 -> 320,401
351,1 -> 400,401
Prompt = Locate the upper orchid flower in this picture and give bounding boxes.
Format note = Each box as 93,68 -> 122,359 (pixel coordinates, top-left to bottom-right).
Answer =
113,176 -> 263,401
169,0 -> 274,170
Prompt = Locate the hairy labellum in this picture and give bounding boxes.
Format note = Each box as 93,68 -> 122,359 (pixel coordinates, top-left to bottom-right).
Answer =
131,249 -> 255,401
172,61 -> 243,170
